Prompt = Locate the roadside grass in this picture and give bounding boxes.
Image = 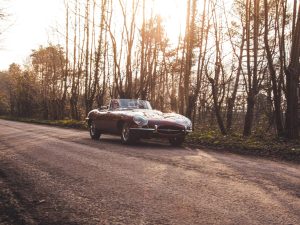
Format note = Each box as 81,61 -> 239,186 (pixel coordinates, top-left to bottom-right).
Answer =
0,115 -> 87,130
1,115 -> 299,162
186,129 -> 300,162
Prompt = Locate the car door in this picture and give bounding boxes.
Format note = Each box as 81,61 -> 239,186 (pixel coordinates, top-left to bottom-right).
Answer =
93,110 -> 108,132
95,110 -> 118,134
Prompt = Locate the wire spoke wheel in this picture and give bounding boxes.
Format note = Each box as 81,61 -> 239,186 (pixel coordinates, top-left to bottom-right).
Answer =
90,122 -> 96,136
122,123 -> 130,142
89,120 -> 101,140
121,123 -> 138,144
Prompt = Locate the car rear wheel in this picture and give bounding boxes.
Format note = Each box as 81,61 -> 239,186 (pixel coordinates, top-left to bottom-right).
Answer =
169,136 -> 185,146
89,120 -> 101,140
121,123 -> 137,144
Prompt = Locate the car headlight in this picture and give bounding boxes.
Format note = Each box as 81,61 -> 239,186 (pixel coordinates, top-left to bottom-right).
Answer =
186,119 -> 192,129
133,115 -> 148,127
174,116 -> 192,129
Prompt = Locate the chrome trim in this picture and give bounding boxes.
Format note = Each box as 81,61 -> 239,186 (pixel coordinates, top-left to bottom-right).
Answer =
129,127 -> 192,133
129,128 -> 155,131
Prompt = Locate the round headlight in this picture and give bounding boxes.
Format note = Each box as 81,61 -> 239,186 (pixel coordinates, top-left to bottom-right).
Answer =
133,115 -> 148,127
187,119 -> 192,128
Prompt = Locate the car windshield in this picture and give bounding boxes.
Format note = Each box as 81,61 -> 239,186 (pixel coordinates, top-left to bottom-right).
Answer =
109,99 -> 152,111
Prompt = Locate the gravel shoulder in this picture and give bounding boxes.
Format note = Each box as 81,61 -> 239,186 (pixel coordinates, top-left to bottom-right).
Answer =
0,119 -> 300,225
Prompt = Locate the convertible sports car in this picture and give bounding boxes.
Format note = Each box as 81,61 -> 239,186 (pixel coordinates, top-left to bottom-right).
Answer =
86,99 -> 192,146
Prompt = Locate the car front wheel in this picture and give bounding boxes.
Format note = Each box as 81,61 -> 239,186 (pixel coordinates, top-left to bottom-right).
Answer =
169,136 -> 185,146
89,120 -> 101,140
121,123 -> 137,144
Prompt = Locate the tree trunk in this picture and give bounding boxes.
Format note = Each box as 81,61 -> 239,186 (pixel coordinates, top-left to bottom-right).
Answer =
243,95 -> 255,136
243,0 -> 260,137
285,2 -> 300,139
226,30 -> 245,131
263,0 -> 284,136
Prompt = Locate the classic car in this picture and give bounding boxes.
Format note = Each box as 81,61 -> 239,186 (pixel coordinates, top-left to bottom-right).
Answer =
86,99 -> 192,146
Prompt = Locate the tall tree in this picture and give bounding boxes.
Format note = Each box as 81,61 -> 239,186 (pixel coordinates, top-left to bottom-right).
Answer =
207,0 -> 227,135
186,0 -> 209,120
95,0 -> 108,107
285,1 -> 300,139
243,0 -> 261,136
263,0 -> 284,136
70,0 -> 80,119
31,45 -> 66,119
183,0 -> 197,118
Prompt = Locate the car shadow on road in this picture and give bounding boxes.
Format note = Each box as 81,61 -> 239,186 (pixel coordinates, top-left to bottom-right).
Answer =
95,136 -> 187,150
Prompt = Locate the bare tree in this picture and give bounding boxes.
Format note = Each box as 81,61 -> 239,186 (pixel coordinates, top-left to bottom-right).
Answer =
118,0 -> 140,98
285,1 -> 300,139
95,0 -> 108,107
186,0 -> 210,120
263,0 -> 284,136
206,0 -> 227,135
243,0 -> 261,136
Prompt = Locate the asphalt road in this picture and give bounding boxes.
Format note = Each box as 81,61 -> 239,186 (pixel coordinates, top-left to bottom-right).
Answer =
0,119 -> 300,225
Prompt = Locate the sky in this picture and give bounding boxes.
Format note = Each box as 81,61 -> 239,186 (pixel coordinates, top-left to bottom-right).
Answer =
0,0 -> 224,70
0,0 -> 296,71
0,0 -> 65,70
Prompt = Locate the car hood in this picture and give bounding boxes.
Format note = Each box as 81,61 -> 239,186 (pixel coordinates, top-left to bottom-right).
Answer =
122,109 -> 192,127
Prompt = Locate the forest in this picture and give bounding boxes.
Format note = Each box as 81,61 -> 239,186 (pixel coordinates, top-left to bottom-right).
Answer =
0,0 -> 300,139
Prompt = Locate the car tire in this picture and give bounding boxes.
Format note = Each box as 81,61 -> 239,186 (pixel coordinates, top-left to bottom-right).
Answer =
89,120 -> 101,140
121,122 -> 137,144
169,136 -> 185,146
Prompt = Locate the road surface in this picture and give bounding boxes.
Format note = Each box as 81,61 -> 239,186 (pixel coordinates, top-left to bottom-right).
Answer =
0,119 -> 300,225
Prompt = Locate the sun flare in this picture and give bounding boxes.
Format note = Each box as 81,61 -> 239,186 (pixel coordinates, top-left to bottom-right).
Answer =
150,0 -> 187,43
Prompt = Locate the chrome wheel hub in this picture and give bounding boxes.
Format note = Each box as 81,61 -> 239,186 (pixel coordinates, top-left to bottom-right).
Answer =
90,122 -> 96,135
122,125 -> 130,141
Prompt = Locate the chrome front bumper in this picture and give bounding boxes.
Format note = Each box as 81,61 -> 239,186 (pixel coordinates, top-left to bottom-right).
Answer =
129,126 -> 192,135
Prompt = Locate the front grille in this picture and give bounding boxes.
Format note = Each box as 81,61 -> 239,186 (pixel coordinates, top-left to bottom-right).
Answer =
157,125 -> 182,134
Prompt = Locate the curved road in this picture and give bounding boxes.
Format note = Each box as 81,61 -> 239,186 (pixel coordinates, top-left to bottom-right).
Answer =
0,119 -> 300,225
